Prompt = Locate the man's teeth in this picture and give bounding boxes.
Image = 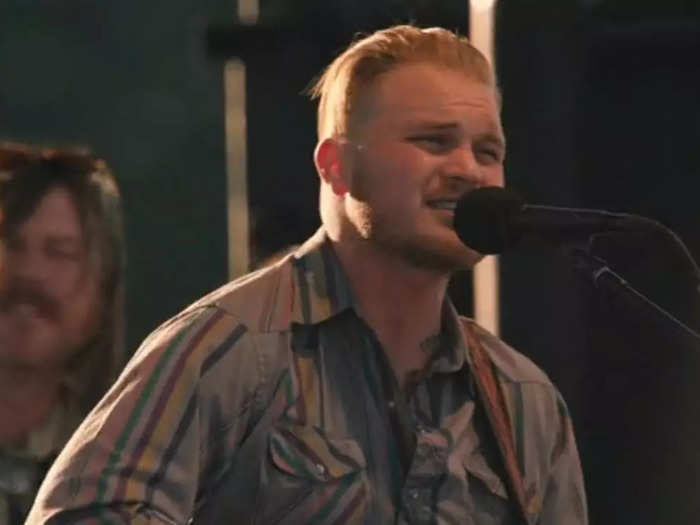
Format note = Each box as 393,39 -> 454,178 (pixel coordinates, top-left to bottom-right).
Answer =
429,200 -> 457,210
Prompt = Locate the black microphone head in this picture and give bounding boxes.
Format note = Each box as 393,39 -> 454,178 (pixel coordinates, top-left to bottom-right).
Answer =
453,186 -> 525,254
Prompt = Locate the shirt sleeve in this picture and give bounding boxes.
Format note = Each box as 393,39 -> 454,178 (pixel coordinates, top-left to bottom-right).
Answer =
26,306 -> 262,524
537,392 -> 589,525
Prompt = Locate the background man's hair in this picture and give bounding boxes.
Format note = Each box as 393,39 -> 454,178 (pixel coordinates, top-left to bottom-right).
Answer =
0,141 -> 126,410
308,24 -> 497,140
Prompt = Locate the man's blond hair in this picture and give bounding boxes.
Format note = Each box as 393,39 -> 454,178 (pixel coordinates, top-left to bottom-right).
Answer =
308,25 -> 497,140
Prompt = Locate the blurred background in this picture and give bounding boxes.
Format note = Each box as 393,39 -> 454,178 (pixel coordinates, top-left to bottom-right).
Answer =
1,0 -> 699,523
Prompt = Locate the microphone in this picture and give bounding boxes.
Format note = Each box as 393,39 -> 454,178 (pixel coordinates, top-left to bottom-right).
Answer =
453,186 -> 661,255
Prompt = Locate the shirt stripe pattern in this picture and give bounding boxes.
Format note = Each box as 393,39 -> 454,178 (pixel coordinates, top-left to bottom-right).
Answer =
26,228 -> 587,524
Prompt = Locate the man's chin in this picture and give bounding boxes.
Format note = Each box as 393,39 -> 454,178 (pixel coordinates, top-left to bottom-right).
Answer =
387,239 -> 482,272
438,247 -> 484,271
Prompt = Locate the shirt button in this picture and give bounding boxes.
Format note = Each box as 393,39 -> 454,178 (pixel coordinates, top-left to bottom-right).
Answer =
316,463 -> 326,475
433,448 -> 447,462
388,400 -> 396,409
409,489 -> 419,500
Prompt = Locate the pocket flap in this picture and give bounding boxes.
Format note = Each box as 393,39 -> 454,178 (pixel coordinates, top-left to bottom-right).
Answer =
464,453 -> 509,499
268,424 -> 366,482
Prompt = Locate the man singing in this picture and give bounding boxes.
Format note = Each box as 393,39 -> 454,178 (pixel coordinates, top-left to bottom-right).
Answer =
28,25 -> 587,524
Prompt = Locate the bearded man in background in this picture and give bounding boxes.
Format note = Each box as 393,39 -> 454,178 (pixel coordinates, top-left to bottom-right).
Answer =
0,143 -> 125,524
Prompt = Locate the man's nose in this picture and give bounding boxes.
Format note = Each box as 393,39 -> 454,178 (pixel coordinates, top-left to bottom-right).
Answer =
442,146 -> 485,190
6,248 -> 50,284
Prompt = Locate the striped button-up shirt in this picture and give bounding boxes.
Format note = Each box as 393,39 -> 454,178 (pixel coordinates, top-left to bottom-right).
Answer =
27,228 -> 587,524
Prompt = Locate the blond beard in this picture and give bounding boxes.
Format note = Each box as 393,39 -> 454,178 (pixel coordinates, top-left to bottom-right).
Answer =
344,199 -> 479,272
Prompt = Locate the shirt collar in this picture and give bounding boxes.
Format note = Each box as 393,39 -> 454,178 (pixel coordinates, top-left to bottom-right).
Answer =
289,227 -> 356,325
424,299 -> 470,375
290,228 -> 471,375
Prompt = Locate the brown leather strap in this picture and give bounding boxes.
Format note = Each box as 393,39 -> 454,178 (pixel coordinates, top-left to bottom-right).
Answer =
463,322 -> 531,525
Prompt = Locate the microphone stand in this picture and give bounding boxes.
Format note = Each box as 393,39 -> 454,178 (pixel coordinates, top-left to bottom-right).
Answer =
569,247 -> 700,347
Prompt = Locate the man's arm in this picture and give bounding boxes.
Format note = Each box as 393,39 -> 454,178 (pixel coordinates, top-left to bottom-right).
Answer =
26,306 -> 261,524
538,392 -> 588,525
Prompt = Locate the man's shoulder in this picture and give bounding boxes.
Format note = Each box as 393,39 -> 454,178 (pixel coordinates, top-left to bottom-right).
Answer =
459,317 -> 553,388
126,257 -> 297,384
182,255 -> 297,334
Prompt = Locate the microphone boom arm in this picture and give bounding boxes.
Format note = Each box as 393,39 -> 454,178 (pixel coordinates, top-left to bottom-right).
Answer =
570,248 -> 700,346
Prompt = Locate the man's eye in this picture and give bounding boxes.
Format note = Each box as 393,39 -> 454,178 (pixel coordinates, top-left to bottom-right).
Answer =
409,135 -> 453,151
46,245 -> 80,260
3,236 -> 25,252
476,148 -> 502,164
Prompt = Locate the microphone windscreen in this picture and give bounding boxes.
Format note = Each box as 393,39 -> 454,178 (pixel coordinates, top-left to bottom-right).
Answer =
453,186 -> 524,254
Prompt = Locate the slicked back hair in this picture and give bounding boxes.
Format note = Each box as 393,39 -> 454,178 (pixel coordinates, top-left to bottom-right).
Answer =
308,24 -> 498,140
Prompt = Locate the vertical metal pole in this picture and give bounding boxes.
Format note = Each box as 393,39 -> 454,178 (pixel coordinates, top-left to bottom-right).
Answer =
237,0 -> 260,24
223,1 -> 259,279
469,0 -> 500,335
224,60 -> 250,278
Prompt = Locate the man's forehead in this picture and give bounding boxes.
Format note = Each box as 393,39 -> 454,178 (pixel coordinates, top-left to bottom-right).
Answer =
352,65 -> 502,135
388,100 -> 501,122
358,100 -> 504,140
369,63 -> 496,101
16,187 -> 85,240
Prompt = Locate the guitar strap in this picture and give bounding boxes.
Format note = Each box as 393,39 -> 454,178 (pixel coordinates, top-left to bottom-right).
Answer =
463,321 -> 531,525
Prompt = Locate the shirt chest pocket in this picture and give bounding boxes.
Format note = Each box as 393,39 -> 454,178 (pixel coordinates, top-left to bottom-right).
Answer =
256,423 -> 368,524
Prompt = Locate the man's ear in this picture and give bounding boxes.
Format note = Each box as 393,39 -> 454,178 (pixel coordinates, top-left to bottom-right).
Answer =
314,138 -> 349,196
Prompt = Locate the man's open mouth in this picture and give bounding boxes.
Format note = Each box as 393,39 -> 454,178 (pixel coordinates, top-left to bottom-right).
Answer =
426,200 -> 458,211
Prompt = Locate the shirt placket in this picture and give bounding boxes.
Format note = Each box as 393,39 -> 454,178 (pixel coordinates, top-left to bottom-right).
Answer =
361,319 -> 455,524
395,400 -> 450,524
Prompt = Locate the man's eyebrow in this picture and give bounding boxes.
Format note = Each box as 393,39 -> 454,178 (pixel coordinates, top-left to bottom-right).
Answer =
405,120 -> 460,131
45,235 -> 82,247
405,121 -> 505,140
476,132 -> 507,149
401,120 -> 506,149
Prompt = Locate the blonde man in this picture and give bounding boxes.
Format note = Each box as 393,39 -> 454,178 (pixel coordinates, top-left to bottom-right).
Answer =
28,25 -> 587,524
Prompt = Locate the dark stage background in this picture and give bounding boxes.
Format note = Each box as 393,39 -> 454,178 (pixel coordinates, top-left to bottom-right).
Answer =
1,1 -> 699,523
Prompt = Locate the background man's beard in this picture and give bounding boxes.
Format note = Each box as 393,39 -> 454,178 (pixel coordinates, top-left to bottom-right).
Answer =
0,280 -> 60,321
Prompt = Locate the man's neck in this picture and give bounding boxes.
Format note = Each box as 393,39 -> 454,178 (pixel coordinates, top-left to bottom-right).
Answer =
332,237 -> 450,388
0,365 -> 64,447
